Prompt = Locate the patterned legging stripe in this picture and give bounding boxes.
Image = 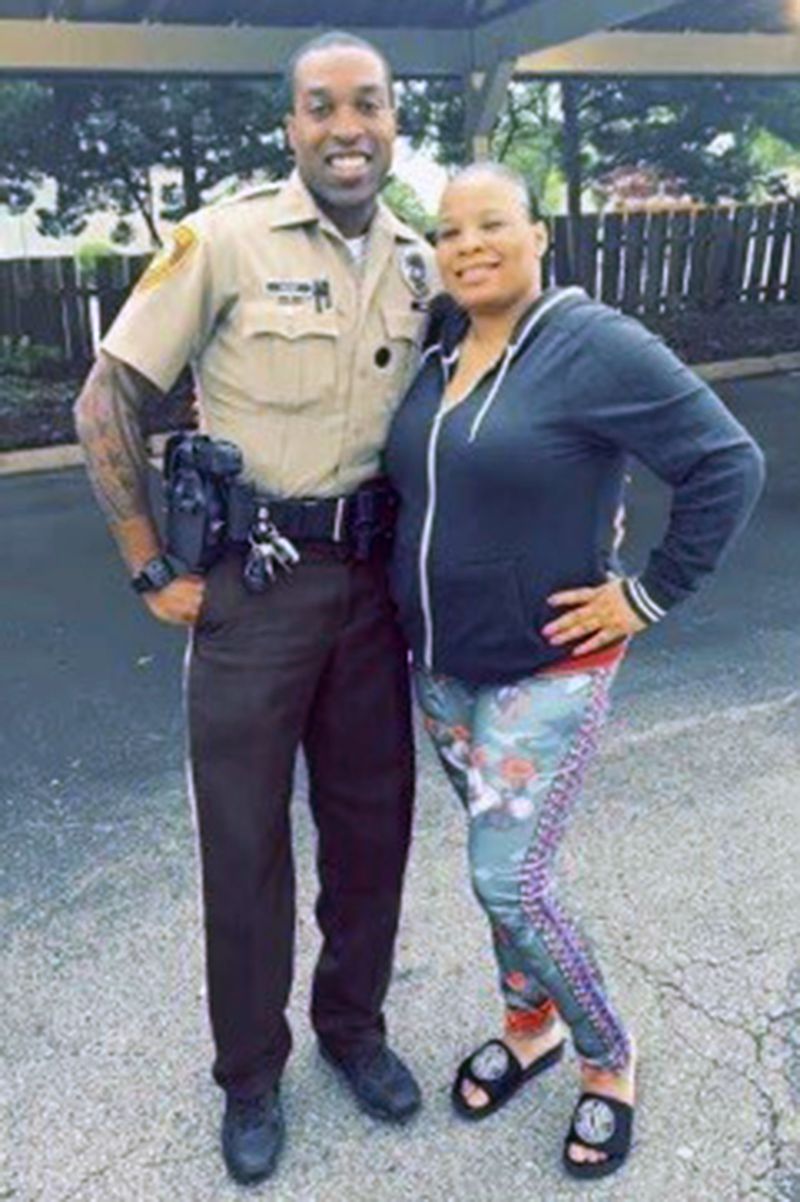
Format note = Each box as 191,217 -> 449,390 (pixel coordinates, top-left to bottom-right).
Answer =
519,666 -> 631,1072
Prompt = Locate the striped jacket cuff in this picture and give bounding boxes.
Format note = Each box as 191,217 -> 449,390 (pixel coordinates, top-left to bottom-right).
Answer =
621,577 -> 668,626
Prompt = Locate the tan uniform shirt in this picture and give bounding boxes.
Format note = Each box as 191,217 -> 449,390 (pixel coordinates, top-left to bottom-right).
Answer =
102,172 -> 437,497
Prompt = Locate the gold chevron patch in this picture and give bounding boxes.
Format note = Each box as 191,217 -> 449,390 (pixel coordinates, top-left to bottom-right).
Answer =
135,225 -> 198,293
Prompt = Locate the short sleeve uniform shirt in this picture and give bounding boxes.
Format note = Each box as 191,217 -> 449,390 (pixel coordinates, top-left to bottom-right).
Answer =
102,172 -> 436,498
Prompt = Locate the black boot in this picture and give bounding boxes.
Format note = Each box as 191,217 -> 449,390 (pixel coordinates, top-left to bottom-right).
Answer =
320,1042 -> 422,1122
221,1087 -> 285,1185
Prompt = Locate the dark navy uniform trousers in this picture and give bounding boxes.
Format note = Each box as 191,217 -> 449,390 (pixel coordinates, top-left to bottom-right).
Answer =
186,543 -> 414,1099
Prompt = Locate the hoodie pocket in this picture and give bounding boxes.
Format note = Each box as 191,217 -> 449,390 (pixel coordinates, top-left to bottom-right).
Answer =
432,559 -> 545,679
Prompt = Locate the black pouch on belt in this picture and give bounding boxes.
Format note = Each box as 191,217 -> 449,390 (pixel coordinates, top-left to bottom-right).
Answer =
163,432 -> 244,572
346,480 -> 399,559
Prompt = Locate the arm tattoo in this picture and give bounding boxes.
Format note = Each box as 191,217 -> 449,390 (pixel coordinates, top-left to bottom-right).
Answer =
74,352 -> 161,524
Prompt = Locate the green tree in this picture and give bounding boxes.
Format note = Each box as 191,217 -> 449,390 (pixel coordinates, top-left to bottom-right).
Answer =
582,79 -> 762,205
0,82 -> 54,212
0,78 -> 289,246
4,74 -> 799,247
491,82 -> 563,214
398,79 -> 467,166
398,75 -> 800,212
746,82 -> 800,197
381,176 -> 433,235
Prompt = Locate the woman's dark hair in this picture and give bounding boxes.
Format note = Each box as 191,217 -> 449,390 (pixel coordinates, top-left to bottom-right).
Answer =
446,162 -> 543,221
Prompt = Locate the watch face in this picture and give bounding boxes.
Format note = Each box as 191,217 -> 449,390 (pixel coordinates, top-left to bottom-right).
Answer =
149,559 -> 173,590
133,557 -> 175,593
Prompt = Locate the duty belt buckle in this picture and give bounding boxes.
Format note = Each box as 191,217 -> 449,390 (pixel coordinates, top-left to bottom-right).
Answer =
243,503 -> 300,593
332,496 -> 347,543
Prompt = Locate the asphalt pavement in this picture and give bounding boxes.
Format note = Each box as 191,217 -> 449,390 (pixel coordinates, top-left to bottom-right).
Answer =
2,371 -> 800,1202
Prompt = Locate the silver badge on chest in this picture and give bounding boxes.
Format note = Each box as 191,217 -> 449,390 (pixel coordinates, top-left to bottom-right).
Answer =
399,248 -> 430,303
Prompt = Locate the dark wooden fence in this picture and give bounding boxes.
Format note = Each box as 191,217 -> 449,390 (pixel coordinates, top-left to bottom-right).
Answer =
0,253 -> 149,369
1,199 -> 799,369
545,200 -> 800,313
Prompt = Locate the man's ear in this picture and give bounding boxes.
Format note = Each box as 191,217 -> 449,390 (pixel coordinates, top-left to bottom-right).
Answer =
285,113 -> 296,154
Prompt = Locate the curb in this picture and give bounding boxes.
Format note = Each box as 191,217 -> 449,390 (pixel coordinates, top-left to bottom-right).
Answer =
0,433 -> 169,479
2,354 -> 798,479
695,351 -> 800,383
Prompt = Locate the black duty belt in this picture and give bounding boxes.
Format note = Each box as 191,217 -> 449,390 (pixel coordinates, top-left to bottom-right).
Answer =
227,477 -> 399,559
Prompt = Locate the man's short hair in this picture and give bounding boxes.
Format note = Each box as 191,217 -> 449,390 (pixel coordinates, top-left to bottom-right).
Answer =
285,31 -> 394,108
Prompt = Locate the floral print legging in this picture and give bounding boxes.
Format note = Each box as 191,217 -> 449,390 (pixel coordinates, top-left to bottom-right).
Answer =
414,662 -> 631,1071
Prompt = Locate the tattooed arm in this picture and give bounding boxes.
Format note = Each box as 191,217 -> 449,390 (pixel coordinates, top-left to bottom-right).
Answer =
74,351 -> 158,564
74,351 -> 204,626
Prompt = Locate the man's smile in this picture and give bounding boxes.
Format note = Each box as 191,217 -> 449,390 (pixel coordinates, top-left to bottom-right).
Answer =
325,150 -> 373,181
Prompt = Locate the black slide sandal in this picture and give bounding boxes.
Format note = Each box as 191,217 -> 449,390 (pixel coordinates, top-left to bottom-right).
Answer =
562,1092 -> 634,1180
451,1037 -> 565,1121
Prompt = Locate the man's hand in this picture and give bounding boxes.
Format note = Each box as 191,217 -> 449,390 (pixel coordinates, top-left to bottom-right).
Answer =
175,385 -> 204,431
143,575 -> 206,626
542,579 -> 646,656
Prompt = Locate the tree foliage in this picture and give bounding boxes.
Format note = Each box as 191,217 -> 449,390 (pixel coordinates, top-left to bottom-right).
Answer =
399,76 -> 800,211
381,176 -> 433,234
1,73 -> 799,246
491,83 -> 562,213
578,79 -> 761,203
0,78 -> 289,245
397,79 -> 467,166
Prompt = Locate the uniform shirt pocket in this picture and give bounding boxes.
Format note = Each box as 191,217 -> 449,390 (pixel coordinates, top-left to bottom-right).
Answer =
239,300 -> 339,409
377,302 -> 424,404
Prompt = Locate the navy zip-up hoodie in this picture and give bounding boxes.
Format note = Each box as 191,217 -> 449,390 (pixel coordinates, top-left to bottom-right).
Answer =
384,289 -> 765,684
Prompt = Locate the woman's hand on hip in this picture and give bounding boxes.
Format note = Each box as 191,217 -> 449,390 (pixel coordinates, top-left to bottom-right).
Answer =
542,580 -> 646,656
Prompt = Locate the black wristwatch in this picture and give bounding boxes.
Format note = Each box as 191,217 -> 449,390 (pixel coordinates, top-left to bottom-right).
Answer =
130,555 -> 178,594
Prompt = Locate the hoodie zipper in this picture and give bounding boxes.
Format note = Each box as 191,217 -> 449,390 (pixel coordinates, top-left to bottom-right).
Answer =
419,404 -> 447,669
468,286 -> 585,441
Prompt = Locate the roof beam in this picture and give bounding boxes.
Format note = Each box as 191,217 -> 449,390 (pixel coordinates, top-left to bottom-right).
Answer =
515,31 -> 800,76
476,0 -> 680,65
465,57 -> 515,159
0,18 -> 472,76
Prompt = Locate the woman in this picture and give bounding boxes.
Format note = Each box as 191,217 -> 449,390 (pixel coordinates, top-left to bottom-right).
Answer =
384,163 -> 764,1180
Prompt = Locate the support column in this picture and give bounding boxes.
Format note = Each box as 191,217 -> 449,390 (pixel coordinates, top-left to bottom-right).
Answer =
464,58 -> 515,163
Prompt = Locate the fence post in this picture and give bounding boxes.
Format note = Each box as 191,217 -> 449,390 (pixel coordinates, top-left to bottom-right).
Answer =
787,200 -> 800,304
643,211 -> 667,314
621,212 -> 647,314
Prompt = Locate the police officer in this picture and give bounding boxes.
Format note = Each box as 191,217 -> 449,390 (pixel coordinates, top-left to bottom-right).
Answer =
74,31 -> 435,1185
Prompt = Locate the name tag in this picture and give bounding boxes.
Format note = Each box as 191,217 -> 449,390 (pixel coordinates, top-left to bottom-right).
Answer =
265,278 -> 332,311
266,279 -> 313,305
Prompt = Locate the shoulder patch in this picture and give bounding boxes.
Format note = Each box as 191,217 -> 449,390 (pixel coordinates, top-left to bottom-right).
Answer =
135,225 -> 198,293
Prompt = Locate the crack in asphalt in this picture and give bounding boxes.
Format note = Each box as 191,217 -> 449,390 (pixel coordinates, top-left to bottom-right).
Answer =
53,1141 -> 146,1202
614,945 -> 799,1200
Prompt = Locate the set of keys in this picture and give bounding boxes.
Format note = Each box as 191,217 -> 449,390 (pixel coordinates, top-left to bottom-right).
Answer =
243,504 -> 300,593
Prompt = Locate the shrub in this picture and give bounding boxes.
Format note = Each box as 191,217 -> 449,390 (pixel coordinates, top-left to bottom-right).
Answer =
0,335 -> 64,378
75,240 -> 116,285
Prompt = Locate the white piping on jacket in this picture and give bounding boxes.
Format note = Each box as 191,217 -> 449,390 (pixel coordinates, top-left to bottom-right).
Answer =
467,286 -> 585,442
627,577 -> 667,623
419,405 -> 447,669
